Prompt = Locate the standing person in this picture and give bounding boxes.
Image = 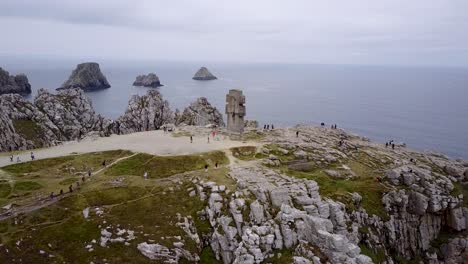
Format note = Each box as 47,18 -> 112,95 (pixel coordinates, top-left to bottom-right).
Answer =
50,192 -> 54,200
296,131 -> 299,138
69,185 -> 73,193
204,164 -> 208,172
263,124 -> 266,130
271,124 -> 274,130
385,142 -> 389,148
88,170 -> 92,177
144,171 -> 148,180
215,162 -> 218,169
392,143 -> 395,150
10,155 -> 13,162
60,189 -> 64,195
30,152 -> 35,161
16,156 -> 21,163
207,136 -> 210,143
267,125 -> 270,130
102,160 -> 106,167
190,136 -> 193,143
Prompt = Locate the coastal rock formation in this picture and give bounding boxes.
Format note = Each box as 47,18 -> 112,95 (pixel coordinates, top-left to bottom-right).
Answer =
133,73 -> 163,88
175,97 -> 224,127
0,67 -> 31,95
115,89 -> 173,134
192,67 -> 217,80
0,88 -> 112,152
225,89 -> 246,133
58,62 -> 110,91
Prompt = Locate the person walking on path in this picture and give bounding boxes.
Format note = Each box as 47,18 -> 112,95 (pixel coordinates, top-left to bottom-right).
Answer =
9,155 -> 13,162
88,170 -> 92,177
215,162 -> 218,169
144,171 -> 148,180
296,131 -> 299,138
50,192 -> 54,200
69,185 -> 73,193
102,160 -> 106,167
207,136 -> 210,144
205,164 -> 209,172
16,156 -> 21,163
190,136 -> 193,143
30,152 -> 35,161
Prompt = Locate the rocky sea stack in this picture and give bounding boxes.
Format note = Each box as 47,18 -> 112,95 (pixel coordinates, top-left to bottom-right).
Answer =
175,97 -> 224,127
192,67 -> 217,80
0,67 -> 31,95
57,62 -> 110,91
133,73 -> 163,88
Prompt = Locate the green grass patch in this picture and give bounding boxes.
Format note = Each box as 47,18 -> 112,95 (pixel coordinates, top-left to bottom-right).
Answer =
451,182 -> 468,207
241,130 -> 265,141
12,119 -> 44,146
359,244 -> 386,263
231,146 -> 265,161
14,181 -> 43,191
0,183 -> 12,198
200,246 -> 221,263
263,249 -> 293,264
58,177 -> 79,186
105,151 -> 228,178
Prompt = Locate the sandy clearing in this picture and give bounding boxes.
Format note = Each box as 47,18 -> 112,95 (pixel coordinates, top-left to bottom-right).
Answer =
0,130 -> 259,168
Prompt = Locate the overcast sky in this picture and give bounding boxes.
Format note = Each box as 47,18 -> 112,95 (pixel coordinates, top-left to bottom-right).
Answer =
1,0 -> 467,66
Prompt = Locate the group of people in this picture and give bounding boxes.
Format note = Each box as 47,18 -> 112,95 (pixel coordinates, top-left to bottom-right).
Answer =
320,123 -> 338,129
263,124 -> 275,130
385,140 -> 396,150
9,152 -> 35,163
188,130 -> 219,144
50,169 -> 93,200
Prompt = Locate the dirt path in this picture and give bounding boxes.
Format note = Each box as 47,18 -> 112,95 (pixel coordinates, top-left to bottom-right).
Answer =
0,130 -> 259,168
0,153 -> 139,221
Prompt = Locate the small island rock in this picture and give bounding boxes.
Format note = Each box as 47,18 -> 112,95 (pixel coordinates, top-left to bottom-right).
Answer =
58,62 -> 110,91
192,67 -> 217,80
133,73 -> 163,88
0,67 -> 32,95
176,97 -> 224,127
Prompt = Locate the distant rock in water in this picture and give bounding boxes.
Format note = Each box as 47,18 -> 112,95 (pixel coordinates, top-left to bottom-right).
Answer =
0,67 -> 31,95
58,62 -> 110,91
176,97 -> 224,127
192,67 -> 217,80
133,73 -> 163,88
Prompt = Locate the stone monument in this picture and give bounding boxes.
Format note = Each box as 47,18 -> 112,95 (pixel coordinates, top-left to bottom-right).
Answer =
225,89 -> 246,134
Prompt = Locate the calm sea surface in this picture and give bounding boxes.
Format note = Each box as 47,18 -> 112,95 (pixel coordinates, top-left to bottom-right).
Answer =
4,61 -> 468,159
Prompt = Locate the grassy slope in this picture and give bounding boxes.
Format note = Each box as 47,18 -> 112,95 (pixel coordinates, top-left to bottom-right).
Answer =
0,150 -> 232,263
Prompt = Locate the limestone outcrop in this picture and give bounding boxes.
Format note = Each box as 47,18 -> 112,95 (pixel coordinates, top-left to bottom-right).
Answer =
0,88 -> 174,152
115,89 -> 173,134
133,73 -> 163,88
0,67 -> 31,95
192,67 -> 217,80
58,62 -> 110,91
0,88 -> 112,152
175,97 -> 224,127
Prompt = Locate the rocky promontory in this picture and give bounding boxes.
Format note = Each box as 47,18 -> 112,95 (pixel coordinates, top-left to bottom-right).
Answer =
192,67 -> 217,80
57,62 -> 110,91
0,67 -> 31,95
175,97 -> 224,127
133,73 -> 163,88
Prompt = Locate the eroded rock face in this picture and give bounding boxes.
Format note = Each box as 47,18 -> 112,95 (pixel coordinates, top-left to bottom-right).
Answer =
0,88 -> 112,151
0,88 -> 174,152
116,89 -> 173,134
192,67 -> 217,80
0,67 -> 31,95
58,62 -> 110,91
133,73 -> 162,88
175,97 -> 224,127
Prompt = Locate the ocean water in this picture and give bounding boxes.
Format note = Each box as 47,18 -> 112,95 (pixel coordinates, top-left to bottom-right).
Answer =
4,61 -> 468,159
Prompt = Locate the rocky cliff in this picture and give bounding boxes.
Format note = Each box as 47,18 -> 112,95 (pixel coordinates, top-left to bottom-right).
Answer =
0,88 -> 112,152
175,97 -> 224,127
133,73 -> 163,88
0,67 -> 31,95
115,89 -> 174,134
58,62 -> 111,91
0,88 -> 173,152
192,67 -> 217,80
